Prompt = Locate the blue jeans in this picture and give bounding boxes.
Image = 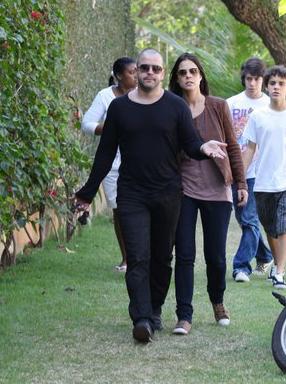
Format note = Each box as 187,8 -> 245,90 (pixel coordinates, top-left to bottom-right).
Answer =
175,196 -> 232,323
232,178 -> 272,277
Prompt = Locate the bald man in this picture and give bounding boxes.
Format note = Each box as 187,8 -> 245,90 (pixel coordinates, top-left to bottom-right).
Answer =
76,48 -> 227,342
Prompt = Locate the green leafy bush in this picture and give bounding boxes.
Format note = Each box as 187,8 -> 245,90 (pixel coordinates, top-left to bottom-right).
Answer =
0,0 -> 89,260
0,0 -> 135,264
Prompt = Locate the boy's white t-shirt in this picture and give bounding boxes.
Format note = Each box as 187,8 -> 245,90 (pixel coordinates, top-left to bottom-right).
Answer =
243,106 -> 286,192
227,91 -> 269,179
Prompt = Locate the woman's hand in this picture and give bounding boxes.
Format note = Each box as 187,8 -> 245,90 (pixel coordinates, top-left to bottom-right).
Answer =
200,140 -> 227,159
95,123 -> 104,135
237,189 -> 248,207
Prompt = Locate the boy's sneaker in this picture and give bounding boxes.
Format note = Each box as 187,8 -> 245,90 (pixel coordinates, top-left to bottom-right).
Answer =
172,320 -> 192,335
253,260 -> 273,275
234,271 -> 250,282
212,303 -> 230,326
272,274 -> 286,289
267,264 -> 277,281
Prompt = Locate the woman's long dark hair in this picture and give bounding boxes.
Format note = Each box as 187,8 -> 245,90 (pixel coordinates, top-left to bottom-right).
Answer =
169,53 -> 209,97
108,56 -> 136,86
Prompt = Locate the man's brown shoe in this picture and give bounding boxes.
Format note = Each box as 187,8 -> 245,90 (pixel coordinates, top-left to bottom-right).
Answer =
133,320 -> 154,343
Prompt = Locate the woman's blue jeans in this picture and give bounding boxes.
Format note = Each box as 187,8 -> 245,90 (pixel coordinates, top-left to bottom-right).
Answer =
232,178 -> 272,277
175,195 -> 232,323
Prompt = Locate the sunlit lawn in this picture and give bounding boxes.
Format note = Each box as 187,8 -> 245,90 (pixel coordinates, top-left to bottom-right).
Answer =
0,214 -> 285,384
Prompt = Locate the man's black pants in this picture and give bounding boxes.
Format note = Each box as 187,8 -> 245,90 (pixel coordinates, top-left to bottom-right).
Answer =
117,191 -> 182,325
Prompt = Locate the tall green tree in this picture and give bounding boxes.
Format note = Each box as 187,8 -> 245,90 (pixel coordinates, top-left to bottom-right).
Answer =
220,0 -> 286,64
132,0 -> 272,97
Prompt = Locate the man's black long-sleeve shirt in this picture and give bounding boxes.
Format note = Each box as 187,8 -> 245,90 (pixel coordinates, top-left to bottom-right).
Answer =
76,90 -> 204,203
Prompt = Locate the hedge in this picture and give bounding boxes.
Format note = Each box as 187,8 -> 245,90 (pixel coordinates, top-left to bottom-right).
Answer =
0,0 -> 135,266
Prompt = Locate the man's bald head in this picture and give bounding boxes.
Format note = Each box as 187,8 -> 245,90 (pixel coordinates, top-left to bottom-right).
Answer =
137,48 -> 164,67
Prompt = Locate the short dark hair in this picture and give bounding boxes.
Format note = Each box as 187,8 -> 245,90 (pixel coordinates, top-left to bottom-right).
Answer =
240,57 -> 266,87
137,48 -> 163,66
169,52 -> 209,97
109,57 -> 136,85
264,65 -> 286,87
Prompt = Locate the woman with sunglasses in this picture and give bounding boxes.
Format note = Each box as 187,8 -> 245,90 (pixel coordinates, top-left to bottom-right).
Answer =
169,53 -> 248,334
82,57 -> 137,272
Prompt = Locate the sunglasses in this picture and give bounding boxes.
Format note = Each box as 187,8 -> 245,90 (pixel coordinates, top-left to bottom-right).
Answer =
177,68 -> 199,76
138,64 -> 163,74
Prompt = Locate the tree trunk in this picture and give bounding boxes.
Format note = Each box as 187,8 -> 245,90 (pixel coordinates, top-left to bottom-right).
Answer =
0,232 -> 16,268
221,0 -> 286,64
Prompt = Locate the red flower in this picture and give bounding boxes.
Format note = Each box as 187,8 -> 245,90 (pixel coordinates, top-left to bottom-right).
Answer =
1,41 -> 10,49
31,11 -> 43,20
73,111 -> 81,120
47,189 -> 57,198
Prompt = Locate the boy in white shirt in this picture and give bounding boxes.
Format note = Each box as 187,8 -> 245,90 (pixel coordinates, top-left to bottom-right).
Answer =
243,65 -> 286,289
227,58 -> 272,283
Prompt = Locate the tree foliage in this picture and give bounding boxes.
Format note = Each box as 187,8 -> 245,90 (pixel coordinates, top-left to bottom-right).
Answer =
221,0 -> 286,64
0,0 -> 89,263
279,0 -> 286,17
132,0 -> 272,97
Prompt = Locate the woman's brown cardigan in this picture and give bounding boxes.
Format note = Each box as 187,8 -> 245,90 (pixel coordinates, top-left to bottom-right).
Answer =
199,96 -> 247,191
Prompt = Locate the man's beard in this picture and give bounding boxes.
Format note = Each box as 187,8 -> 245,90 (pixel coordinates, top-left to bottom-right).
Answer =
138,78 -> 158,92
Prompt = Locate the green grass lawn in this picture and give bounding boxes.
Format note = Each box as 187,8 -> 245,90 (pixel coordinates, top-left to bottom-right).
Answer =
1,214 -> 286,384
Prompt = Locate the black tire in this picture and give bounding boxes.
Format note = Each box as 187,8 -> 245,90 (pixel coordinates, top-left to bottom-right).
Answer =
272,307 -> 286,372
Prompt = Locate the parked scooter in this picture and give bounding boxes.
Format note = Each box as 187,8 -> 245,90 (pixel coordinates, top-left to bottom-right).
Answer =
272,291 -> 286,372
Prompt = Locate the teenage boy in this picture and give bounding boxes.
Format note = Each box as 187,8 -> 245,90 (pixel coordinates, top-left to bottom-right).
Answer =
227,58 -> 272,283
243,65 -> 286,289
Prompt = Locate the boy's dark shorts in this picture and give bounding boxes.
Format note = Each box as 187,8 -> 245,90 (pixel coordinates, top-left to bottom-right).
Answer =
255,191 -> 286,238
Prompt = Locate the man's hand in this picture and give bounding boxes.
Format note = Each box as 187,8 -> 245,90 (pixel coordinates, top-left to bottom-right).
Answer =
237,189 -> 248,207
200,140 -> 227,159
74,197 -> 90,212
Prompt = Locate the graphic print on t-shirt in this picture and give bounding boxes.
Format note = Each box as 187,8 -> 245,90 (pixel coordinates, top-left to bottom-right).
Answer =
227,91 -> 269,179
231,107 -> 254,150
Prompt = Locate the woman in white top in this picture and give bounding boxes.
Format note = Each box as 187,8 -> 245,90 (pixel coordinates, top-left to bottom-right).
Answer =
82,57 -> 137,271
